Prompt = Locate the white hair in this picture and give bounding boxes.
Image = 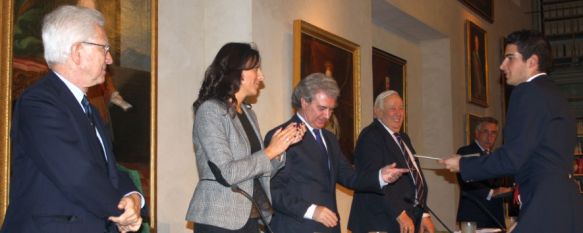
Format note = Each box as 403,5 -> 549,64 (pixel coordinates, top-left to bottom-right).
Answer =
374,90 -> 400,110
42,5 -> 104,67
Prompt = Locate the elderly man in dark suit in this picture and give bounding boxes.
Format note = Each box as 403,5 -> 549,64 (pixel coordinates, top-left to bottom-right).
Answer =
266,73 -> 407,233
1,5 -> 143,233
442,30 -> 583,233
456,117 -> 512,229
348,90 -> 435,233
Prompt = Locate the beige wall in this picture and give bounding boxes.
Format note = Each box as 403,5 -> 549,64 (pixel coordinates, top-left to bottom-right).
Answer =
157,0 -> 532,232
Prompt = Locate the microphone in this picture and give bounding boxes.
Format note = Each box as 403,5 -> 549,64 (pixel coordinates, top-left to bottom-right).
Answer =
207,161 -> 275,233
460,191 -> 506,232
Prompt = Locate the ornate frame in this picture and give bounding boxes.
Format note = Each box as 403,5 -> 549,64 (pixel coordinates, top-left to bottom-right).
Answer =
293,19 -> 361,162
466,20 -> 489,107
0,1 -> 157,231
459,0 -> 494,23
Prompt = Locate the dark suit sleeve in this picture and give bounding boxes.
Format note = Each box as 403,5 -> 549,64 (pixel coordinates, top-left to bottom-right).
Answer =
461,84 -> 545,181
330,137 -> 379,192
266,129 -> 313,220
457,147 -> 491,199
15,93 -> 125,218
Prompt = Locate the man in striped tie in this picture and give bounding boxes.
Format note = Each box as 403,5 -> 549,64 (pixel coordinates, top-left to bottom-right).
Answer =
267,73 -> 408,233
348,90 -> 435,233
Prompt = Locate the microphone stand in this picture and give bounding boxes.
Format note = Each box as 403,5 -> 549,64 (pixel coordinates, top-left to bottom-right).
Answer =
425,205 -> 454,233
461,191 -> 507,232
405,197 -> 453,233
208,161 -> 275,233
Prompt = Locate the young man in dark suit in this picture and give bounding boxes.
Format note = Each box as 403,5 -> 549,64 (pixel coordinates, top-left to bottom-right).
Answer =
456,117 -> 512,229
442,30 -> 583,233
348,90 -> 435,233
266,73 -> 407,233
2,6 -> 143,233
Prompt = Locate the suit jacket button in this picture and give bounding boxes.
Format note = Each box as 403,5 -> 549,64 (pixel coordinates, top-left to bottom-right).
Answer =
67,216 -> 77,222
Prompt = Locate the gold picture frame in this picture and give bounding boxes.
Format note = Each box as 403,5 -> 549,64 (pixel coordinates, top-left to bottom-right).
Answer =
372,47 -> 407,132
0,1 -> 157,231
293,20 -> 361,162
459,0 -> 494,23
466,20 -> 489,107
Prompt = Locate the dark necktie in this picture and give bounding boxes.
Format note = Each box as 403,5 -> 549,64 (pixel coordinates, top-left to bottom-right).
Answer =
313,129 -> 330,169
81,96 -> 96,126
82,96 -> 118,187
394,132 -> 425,206
81,96 -> 107,162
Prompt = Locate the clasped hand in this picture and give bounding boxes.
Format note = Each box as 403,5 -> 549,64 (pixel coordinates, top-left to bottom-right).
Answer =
109,193 -> 143,233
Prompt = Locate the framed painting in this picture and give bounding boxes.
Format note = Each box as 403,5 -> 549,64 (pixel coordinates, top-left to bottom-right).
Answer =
466,20 -> 489,107
372,47 -> 407,131
459,0 -> 493,23
0,0 -> 157,231
465,113 -> 482,144
293,20 -> 361,163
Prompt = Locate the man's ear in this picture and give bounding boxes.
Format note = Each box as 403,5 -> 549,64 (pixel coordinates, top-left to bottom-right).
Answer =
527,54 -> 540,70
70,43 -> 82,65
373,107 -> 381,118
300,98 -> 309,109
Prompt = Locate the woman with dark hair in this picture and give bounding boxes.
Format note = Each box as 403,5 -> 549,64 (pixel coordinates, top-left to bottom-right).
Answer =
186,42 -> 305,233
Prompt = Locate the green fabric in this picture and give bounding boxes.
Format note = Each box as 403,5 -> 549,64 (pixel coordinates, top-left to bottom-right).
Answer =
117,164 -> 150,233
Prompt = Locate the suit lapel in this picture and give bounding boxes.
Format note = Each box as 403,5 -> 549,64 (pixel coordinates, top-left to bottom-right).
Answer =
241,103 -> 264,149
373,120 -> 408,168
321,131 -> 335,188
92,107 -> 119,188
292,115 -> 333,187
48,72 -> 117,186
231,108 -> 252,159
373,120 -> 428,195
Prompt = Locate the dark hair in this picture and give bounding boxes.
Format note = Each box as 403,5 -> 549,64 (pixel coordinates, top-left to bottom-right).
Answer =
193,42 -> 260,112
475,116 -> 498,133
504,30 -> 552,72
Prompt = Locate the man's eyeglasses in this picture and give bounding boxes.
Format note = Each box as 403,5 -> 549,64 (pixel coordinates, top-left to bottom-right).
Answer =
81,41 -> 110,54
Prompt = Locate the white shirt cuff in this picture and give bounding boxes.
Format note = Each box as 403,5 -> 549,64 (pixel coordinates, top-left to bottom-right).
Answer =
379,169 -> 388,188
487,189 -> 494,201
423,213 -> 430,218
304,204 -> 317,219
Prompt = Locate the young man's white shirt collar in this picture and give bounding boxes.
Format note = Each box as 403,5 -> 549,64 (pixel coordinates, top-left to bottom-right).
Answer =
526,72 -> 546,82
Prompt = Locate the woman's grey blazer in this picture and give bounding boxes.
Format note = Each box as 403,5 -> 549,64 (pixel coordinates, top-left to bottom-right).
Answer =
185,100 -> 285,230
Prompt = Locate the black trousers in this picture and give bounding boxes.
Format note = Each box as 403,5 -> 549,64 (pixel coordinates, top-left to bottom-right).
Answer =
194,218 -> 259,233
412,206 -> 424,231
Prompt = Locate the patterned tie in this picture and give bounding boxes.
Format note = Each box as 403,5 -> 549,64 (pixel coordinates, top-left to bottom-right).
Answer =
394,132 -> 425,206
313,129 -> 330,169
81,96 -> 95,126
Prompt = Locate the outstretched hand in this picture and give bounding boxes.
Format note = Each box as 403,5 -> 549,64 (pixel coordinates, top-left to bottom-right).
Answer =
439,155 -> 461,172
380,162 -> 409,183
